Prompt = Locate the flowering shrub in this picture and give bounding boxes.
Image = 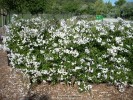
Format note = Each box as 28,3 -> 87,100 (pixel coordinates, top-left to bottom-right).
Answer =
3,15 -> 133,92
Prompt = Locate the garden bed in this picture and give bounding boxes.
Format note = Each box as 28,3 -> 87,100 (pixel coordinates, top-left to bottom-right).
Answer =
0,44 -> 133,100
0,15 -> 133,99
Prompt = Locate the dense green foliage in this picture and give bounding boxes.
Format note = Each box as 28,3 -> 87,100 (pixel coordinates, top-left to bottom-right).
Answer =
121,2 -> 133,20
2,15 -> 133,92
0,0 -> 133,20
115,0 -> 126,6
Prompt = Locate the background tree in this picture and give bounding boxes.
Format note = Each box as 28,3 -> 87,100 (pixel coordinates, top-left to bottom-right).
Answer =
105,1 -> 113,12
115,0 -> 126,6
0,0 -> 28,13
27,0 -> 46,15
115,0 -> 126,17
0,0 -> 132,20
83,0 -> 97,3
87,3 -> 95,15
105,1 -> 114,17
121,2 -> 133,19
62,0 -> 82,14
93,0 -> 107,15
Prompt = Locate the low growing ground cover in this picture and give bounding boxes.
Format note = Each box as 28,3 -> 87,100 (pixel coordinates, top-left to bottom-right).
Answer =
2,15 -> 133,92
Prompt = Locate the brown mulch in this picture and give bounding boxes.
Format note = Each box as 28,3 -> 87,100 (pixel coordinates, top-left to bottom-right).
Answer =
0,51 -> 30,100
0,26 -> 6,36
0,66 -> 30,100
0,50 -> 133,100
0,50 -> 8,67
27,83 -> 133,100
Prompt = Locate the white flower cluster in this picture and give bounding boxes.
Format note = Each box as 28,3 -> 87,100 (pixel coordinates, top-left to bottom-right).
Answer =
3,15 -> 133,92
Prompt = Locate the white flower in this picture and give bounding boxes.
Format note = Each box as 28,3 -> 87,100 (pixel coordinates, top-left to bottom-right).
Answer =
58,68 -> 67,75
53,43 -> 58,47
96,26 -> 101,31
86,62 -> 90,66
97,37 -> 102,43
117,17 -> 123,22
103,74 -> 107,79
72,50 -> 79,57
107,46 -> 119,56
4,25 -> 10,33
80,59 -> 85,64
77,81 -> 81,85
100,32 -> 106,35
87,85 -> 92,90
60,19 -> 66,26
89,67 -> 93,73
54,48 -> 60,53
97,73 -> 101,78
31,29 -> 38,33
47,77 -> 52,81
110,24 -> 115,31
115,37 -> 122,44
36,71 -> 42,76
101,42 -> 106,45
73,34 -> 79,39
117,83 -> 125,92
75,66 -> 82,70
102,68 -> 108,73
72,61 -> 76,66
85,48 -> 90,54
110,76 -> 114,80
40,50 -> 44,54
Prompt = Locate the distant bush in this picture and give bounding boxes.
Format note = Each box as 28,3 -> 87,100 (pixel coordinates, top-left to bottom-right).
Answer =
3,15 -> 133,92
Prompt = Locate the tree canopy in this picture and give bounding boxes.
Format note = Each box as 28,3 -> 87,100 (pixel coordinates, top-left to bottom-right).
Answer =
0,0 -> 132,20
115,0 -> 126,7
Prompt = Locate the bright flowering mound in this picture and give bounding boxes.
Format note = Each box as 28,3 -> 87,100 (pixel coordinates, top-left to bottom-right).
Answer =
3,15 -> 133,92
